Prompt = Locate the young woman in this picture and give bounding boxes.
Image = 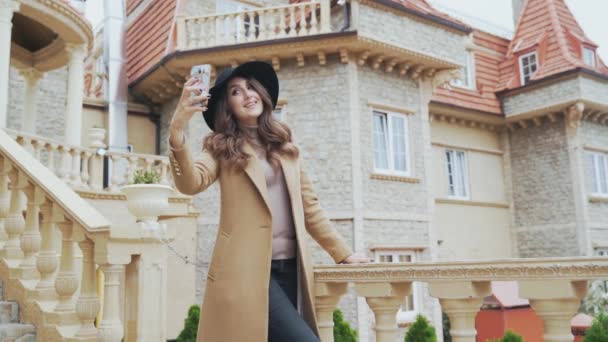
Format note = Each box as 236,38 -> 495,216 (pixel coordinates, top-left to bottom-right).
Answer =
168,61 -> 369,342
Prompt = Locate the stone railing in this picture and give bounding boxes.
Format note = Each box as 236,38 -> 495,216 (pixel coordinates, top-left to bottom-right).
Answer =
5,128 -> 172,193
314,258 -> 608,342
0,128 -> 172,340
176,0 -> 331,50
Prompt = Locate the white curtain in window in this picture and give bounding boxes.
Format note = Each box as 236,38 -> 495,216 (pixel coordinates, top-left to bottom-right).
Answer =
373,113 -> 389,169
446,150 -> 468,197
391,115 -> 407,172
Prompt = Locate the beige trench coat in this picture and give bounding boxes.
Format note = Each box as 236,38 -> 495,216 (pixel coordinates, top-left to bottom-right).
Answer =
168,140 -> 353,342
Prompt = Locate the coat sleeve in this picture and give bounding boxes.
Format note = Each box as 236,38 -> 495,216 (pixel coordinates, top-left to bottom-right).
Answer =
167,136 -> 219,195
300,165 -> 353,264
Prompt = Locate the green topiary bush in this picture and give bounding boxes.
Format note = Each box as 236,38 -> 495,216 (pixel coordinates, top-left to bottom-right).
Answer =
500,330 -> 524,342
405,315 -> 437,342
177,305 -> 200,342
131,169 -> 161,184
584,312 -> 608,342
333,308 -> 358,342
442,312 -> 451,342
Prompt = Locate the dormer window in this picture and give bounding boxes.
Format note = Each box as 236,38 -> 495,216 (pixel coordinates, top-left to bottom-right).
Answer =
583,47 -> 596,67
451,50 -> 475,89
519,51 -> 538,85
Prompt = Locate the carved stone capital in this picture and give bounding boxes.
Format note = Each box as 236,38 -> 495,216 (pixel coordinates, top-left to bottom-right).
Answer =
19,68 -> 44,86
565,101 -> 585,128
432,69 -> 460,89
65,43 -> 86,62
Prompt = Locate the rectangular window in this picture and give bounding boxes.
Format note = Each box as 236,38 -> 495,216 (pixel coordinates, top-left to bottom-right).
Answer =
519,51 -> 538,85
583,47 -> 597,67
372,110 -> 410,175
375,251 -> 417,314
590,152 -> 608,195
451,51 -> 475,89
445,149 -> 469,199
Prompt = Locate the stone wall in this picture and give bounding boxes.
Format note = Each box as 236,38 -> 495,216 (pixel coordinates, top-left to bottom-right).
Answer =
509,118 -> 580,256
8,66 -> 68,141
581,120 -> 608,244
503,77 -> 581,117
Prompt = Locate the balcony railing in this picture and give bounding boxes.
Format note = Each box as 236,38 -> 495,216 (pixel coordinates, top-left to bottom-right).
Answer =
314,258 -> 608,342
5,128 -> 172,193
176,0 -> 331,50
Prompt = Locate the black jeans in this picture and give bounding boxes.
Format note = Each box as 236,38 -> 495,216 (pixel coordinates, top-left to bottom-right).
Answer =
268,258 -> 320,342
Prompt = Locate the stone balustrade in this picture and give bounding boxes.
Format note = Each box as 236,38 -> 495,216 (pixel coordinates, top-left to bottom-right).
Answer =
176,0 -> 331,50
5,128 -> 172,193
0,128 -> 172,340
314,258 -> 608,342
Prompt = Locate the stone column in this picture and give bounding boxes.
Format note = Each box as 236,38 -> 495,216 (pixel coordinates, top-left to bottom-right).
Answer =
0,0 -> 20,128
315,282 -> 348,342
75,237 -> 101,339
65,43 -> 86,146
356,282 -> 412,342
98,264 -> 126,342
429,281 -> 491,342
19,68 -> 44,133
520,280 -> 587,342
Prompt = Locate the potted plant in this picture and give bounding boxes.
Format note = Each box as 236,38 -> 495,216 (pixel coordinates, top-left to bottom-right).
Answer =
121,169 -> 174,226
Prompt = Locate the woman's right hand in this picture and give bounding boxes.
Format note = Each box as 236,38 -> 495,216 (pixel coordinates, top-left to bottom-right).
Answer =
169,77 -> 210,147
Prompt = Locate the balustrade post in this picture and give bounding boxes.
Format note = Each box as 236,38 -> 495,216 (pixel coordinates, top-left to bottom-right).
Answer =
257,10 -> 266,40
88,128 -> 106,192
278,8 -> 287,38
356,282 -> 411,342
81,151 -> 91,189
288,6 -> 297,37
36,201 -> 58,299
19,184 -> 43,279
159,159 -> 170,186
309,3 -> 319,35
176,15 -> 186,50
320,0 -> 331,33
315,282 -> 348,342
520,280 -> 587,342
0,167 -> 10,244
98,264 -> 125,342
429,281 -> 491,342
60,147 -> 72,184
75,237 -> 101,339
109,155 -> 123,192
4,168 -> 26,260
70,148 -> 83,187
46,143 -> 57,176
55,218 -> 79,313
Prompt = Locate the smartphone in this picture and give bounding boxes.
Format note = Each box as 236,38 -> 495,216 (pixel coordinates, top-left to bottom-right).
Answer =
190,64 -> 212,105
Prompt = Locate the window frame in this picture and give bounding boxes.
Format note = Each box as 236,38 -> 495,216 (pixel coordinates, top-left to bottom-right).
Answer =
445,149 -> 470,200
590,152 -> 608,196
372,110 -> 411,177
518,51 -> 539,85
272,104 -> 286,122
373,250 -> 419,321
450,50 -> 475,90
583,46 -> 597,68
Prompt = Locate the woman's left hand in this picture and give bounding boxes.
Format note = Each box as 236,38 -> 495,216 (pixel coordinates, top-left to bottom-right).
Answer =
340,254 -> 372,264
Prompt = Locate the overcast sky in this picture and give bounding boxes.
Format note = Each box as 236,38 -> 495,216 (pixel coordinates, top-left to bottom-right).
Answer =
85,0 -> 607,61
429,0 -> 607,60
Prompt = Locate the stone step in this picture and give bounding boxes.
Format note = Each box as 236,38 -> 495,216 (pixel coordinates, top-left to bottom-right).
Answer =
0,302 -> 18,324
0,323 -> 35,341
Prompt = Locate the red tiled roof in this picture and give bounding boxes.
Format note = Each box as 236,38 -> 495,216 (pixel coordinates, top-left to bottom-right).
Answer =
127,0 -> 146,16
387,0 -> 470,30
126,0 -> 178,84
432,30 -> 509,115
496,0 -> 608,92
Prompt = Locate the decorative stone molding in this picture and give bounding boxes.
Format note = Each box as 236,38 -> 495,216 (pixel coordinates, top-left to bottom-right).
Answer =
565,101 -> 585,128
370,173 -> 420,183
435,198 -> 510,209
431,141 -> 503,156
431,113 -> 500,132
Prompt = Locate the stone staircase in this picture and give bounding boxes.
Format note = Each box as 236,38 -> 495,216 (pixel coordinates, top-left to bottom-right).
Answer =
0,284 -> 35,342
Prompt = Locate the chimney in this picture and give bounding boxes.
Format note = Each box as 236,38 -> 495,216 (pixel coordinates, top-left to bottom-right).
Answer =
512,0 -> 524,27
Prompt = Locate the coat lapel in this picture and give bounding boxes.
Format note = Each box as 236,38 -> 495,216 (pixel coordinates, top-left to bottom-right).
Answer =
243,142 -> 272,217
279,155 -> 297,217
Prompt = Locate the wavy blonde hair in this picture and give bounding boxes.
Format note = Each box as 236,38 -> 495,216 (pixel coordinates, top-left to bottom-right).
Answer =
202,77 -> 299,170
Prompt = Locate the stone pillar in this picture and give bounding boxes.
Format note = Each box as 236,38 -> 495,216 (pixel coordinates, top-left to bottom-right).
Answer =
430,281 -> 491,342
65,44 -> 86,146
19,68 -> 44,133
75,237 -> 101,339
0,0 -> 20,128
315,282 -> 348,342
520,280 -> 587,342
98,264 -> 126,342
55,219 -> 79,313
356,282 -> 412,342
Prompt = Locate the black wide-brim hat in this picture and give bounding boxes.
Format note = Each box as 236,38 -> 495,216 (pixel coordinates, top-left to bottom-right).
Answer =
203,61 -> 279,131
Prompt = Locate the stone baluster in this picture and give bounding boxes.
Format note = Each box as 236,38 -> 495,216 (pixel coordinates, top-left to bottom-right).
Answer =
187,19 -> 198,49
257,10 -> 266,40
356,282 -> 412,342
288,6 -> 297,37
193,18 -> 203,48
46,143 -> 57,176
430,281 -> 491,342
36,201 -> 58,299
142,158 -> 153,172
315,282 -> 348,342
236,12 -> 245,43
80,151 -> 91,189
55,218 -> 79,313
320,0 -> 330,33
221,15 -> 229,44
59,147 -> 72,184
70,148 -> 83,187
88,128 -> 106,192
4,167 -> 26,260
98,264 -> 126,342
176,15 -> 187,49
109,154 -> 123,192
309,2 -> 319,35
206,17 -> 215,47
520,280 -> 587,342
298,4 -> 308,36
278,8 -> 287,38
32,139 -> 43,161
0,161 -> 11,244
159,159 -> 170,186
19,184 -> 42,279
75,237 -> 101,338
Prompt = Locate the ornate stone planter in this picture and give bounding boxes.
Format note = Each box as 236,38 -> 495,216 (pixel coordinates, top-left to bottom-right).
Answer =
121,184 -> 173,225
